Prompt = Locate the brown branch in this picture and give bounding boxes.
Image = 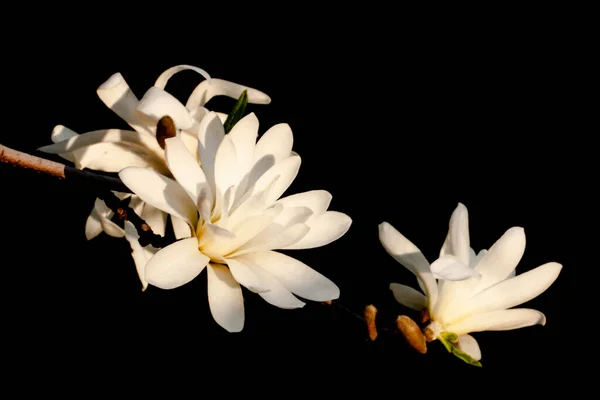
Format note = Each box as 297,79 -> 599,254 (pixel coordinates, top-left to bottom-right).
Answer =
0,143 -> 172,248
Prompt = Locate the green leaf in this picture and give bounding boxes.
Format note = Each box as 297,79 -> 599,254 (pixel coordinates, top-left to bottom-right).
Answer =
224,90 -> 248,134
438,336 -> 482,367
441,331 -> 458,343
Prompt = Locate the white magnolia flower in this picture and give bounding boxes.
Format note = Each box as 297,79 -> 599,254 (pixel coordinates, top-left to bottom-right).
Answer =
37,65 -> 271,288
118,112 -> 352,332
379,203 -> 561,364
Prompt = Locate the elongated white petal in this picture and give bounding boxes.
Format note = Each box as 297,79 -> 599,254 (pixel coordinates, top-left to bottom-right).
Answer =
231,223 -> 310,257
207,263 -> 244,332
89,197 -> 124,238
474,227 -> 526,294
171,216 -> 192,239
76,143 -> 164,173
145,238 -> 209,289
390,283 -> 427,310
253,123 -> 294,166
272,206 -> 314,227
124,221 -> 150,291
283,211 -> 351,250
154,65 -> 211,90
456,334 -> 482,361
137,87 -> 194,130
225,257 -> 269,293
228,113 -> 259,175
435,275 -> 481,325
187,78 -> 271,110
430,254 -> 478,281
119,167 -> 198,227
250,264 -> 305,309
276,190 -> 332,220
197,112 -> 225,193
241,251 -> 339,301
378,222 -> 437,307
447,309 -> 547,337
97,72 -> 153,135
85,208 -> 103,240
448,203 -> 470,265
446,262 -> 562,323
141,203 -> 167,237
250,156 -> 301,204
165,137 -> 212,209
214,135 -> 240,194
38,129 -> 163,157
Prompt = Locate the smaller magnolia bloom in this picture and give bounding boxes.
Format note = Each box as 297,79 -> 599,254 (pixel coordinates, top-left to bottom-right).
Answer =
37,65 -> 271,288
119,112 -> 351,332
379,203 -> 561,364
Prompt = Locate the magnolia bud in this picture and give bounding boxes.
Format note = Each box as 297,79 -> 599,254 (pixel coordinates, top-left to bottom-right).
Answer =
396,315 -> 427,354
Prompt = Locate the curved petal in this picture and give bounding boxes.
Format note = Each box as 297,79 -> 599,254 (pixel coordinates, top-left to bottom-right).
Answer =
276,190 -> 332,220
283,211 -> 351,250
456,334 -> 482,361
430,254 -> 479,281
445,262 -> 562,323
96,72 -> 153,135
474,227 -> 526,294
225,257 -> 269,293
378,222 -> 437,308
214,135 -> 240,195
76,143 -> 165,173
242,251 -> 339,301
390,283 -> 427,310
447,309 -> 547,337
230,223 -> 310,257
448,203 -> 470,265
119,167 -> 198,227
253,123 -> 294,166
124,221 -> 150,291
165,136 -> 212,208
207,263 -> 244,333
186,78 -> 271,110
250,264 -> 305,309
154,65 -> 211,90
250,155 -> 301,205
141,203 -> 167,237
197,112 -> 225,193
90,197 -> 124,238
85,208 -> 103,240
137,87 -> 194,130
145,238 -> 209,289
228,112 -> 259,175
171,216 -> 192,239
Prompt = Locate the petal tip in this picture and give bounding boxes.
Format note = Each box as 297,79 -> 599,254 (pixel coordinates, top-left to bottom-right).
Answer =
98,72 -> 124,91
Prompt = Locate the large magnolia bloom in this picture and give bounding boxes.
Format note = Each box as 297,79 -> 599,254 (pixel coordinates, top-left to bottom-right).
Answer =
379,203 -> 561,363
119,112 -> 352,332
37,65 -> 270,289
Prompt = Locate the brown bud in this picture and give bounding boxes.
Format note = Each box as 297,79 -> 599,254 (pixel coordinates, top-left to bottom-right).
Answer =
420,308 -> 430,324
364,304 -> 378,341
396,315 -> 427,354
156,116 -> 177,149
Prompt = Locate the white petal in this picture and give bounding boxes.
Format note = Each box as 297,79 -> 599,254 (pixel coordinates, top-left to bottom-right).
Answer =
389,283 -> 427,310
276,190 -> 332,220
214,135 -> 240,194
165,136 -> 212,209
216,112 -> 228,123
171,216 -> 192,239
228,112 -> 259,174
96,72 -> 153,135
378,222 -> 437,308
253,123 -> 294,166
119,167 -> 198,227
137,87 -> 194,130
230,223 -> 310,257
197,112 -> 225,193
430,254 -> 479,281
474,227 -> 526,294
225,257 -> 269,293
447,309 -> 547,337
186,78 -> 271,110
241,251 -> 339,301
154,65 -> 211,91
91,197 -> 125,238
145,238 -> 209,289
85,208 -> 103,240
250,155 -> 301,204
456,334 -> 482,361
283,211 -> 351,250
124,221 -> 150,291
272,206 -> 314,227
78,143 -> 165,173
434,275 -> 481,325
445,262 -> 562,323
448,203 -> 470,265
141,203 -> 167,237
207,263 -> 244,333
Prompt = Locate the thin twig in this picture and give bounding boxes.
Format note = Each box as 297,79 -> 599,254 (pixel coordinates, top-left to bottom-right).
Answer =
0,143 -> 171,248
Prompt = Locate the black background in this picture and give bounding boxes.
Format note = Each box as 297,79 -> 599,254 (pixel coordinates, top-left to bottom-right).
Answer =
1,10 -> 587,386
